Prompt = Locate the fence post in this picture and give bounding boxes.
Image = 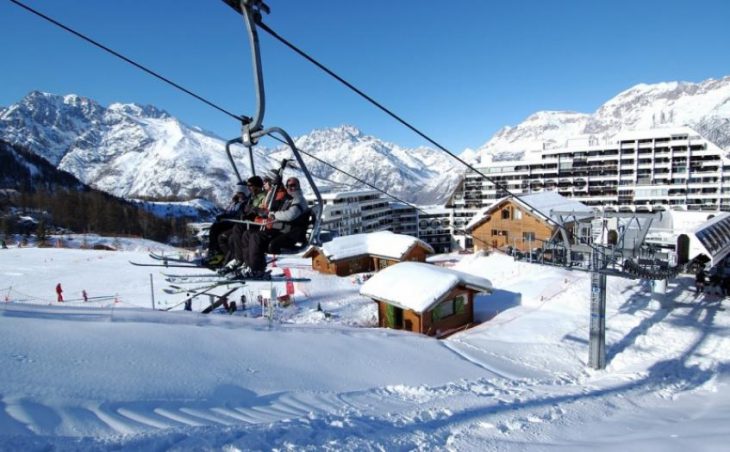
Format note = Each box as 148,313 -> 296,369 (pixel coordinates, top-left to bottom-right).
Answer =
149,274 -> 155,310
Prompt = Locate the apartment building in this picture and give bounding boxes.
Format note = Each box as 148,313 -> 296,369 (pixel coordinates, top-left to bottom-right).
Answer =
447,127 -> 730,248
318,189 -> 391,237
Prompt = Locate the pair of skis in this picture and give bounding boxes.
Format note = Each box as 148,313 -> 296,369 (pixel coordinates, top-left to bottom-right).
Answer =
130,252 -> 279,269
130,252 -> 205,269
160,283 -> 241,313
163,271 -> 310,286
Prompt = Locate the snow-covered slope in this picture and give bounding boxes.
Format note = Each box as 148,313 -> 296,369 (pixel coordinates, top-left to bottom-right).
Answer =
0,93 -> 458,206
472,76 -> 730,164
0,245 -> 728,449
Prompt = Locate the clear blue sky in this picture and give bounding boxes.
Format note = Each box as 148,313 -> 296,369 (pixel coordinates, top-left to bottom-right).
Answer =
2,0 -> 729,153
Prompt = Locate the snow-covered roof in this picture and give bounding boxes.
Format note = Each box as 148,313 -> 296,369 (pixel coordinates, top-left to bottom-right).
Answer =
359,262 -> 492,313
320,189 -> 381,200
315,231 -> 434,261
465,191 -> 594,231
614,126 -> 701,142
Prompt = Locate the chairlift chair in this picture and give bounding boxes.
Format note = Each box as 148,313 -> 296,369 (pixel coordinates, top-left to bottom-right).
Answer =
221,0 -> 323,254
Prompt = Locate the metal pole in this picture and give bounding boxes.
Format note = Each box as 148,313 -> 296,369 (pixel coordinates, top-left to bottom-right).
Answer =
589,250 -> 607,369
149,274 -> 155,310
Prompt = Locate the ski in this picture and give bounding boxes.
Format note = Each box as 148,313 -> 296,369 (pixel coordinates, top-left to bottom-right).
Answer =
148,252 -> 202,264
162,272 -> 217,279
201,287 -> 241,314
163,280 -> 243,295
129,261 -> 203,268
165,278 -> 224,285
160,284 -> 238,312
223,274 -> 311,283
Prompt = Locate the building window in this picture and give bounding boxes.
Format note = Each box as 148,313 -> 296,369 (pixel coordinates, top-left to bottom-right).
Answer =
514,209 -> 522,220
523,232 -> 535,242
431,294 -> 467,322
501,208 -> 511,220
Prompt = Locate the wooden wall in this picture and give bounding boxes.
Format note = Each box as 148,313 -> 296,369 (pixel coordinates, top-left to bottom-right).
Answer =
421,288 -> 474,337
377,302 -> 422,333
471,200 -> 554,253
311,252 -> 337,274
310,245 -> 431,276
375,287 -> 476,338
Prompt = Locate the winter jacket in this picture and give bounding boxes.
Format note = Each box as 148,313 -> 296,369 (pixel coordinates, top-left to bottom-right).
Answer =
272,189 -> 307,223
243,191 -> 267,219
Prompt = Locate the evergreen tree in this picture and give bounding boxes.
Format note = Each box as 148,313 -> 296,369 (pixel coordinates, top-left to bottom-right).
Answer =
36,219 -> 48,246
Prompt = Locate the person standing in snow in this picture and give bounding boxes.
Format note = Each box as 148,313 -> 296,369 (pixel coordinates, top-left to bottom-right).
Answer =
56,283 -> 64,302
82,290 -> 88,302
695,268 -> 706,294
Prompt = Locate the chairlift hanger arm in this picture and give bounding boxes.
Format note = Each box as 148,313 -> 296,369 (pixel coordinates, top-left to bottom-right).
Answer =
222,0 -> 269,143
222,0 -> 270,16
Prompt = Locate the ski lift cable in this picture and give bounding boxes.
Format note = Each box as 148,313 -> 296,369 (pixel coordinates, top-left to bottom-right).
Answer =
8,0 -> 249,125
257,18 -> 618,261
262,135 -> 428,214
10,0 -> 606,259
254,20 -> 592,241
9,0 -> 424,219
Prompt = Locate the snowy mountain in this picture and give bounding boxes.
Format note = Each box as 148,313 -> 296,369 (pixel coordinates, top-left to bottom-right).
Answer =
275,125 -> 460,205
0,93 -> 458,207
472,76 -> 730,164
0,92 -> 279,206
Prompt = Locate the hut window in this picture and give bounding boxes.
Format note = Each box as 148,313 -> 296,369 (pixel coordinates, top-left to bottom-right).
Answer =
454,294 -> 466,314
501,208 -> 511,220
432,299 -> 454,321
514,209 -> 523,220
432,294 -> 468,322
523,232 -> 535,242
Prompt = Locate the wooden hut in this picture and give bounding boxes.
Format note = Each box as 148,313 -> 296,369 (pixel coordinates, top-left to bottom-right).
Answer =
303,231 -> 434,277
360,262 -> 492,338
465,192 -> 593,253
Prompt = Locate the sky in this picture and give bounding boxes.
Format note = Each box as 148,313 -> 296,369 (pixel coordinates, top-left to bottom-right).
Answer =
2,0 -> 730,153
1,241 -> 729,449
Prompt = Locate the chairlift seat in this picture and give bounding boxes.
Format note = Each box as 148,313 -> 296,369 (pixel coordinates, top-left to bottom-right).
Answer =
268,208 -> 316,255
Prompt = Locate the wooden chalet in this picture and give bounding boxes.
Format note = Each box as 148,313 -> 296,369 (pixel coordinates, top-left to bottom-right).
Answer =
465,192 -> 593,253
303,231 -> 434,277
359,262 -> 492,338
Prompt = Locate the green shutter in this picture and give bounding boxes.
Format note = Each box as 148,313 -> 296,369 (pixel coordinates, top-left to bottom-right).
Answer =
431,304 -> 441,322
385,304 -> 396,328
455,296 -> 465,314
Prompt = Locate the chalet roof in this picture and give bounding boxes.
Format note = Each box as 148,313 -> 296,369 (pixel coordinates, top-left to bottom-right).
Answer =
465,191 -> 594,232
310,231 -> 434,262
359,262 -> 492,313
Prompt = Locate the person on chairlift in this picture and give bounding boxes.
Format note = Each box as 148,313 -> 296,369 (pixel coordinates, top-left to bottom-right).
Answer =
205,177 -> 265,267
222,176 -> 307,279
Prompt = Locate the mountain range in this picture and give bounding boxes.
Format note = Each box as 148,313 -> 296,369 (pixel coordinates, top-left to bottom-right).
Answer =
1,76 -> 729,208
0,92 -> 459,207
467,76 -> 730,164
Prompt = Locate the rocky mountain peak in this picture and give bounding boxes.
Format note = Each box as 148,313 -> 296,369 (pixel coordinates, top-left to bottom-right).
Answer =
473,76 -> 730,164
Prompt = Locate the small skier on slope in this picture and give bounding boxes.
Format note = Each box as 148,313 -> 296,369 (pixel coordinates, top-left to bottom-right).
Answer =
56,283 -> 63,302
